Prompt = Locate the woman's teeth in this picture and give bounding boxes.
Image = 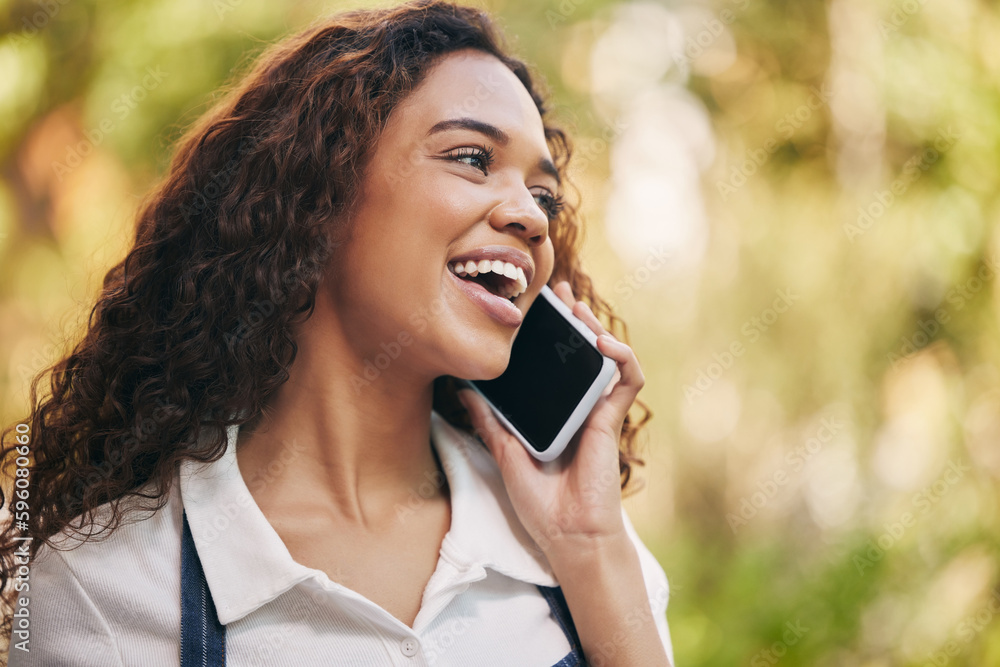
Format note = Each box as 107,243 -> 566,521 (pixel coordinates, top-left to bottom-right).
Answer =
450,259 -> 528,300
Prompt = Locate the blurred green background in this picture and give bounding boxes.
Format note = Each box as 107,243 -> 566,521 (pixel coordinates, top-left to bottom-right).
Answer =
2,0 -> 999,664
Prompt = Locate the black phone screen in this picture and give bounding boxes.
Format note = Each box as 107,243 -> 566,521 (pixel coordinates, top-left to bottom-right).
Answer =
470,296 -> 605,452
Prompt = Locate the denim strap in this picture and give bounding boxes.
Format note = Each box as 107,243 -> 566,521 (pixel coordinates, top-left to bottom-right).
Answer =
180,511 -> 226,666
537,584 -> 586,666
179,512 -> 582,665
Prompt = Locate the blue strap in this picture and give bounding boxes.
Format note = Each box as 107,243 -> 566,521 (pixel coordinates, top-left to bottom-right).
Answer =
179,513 -> 581,666
537,584 -> 586,666
180,511 -> 226,666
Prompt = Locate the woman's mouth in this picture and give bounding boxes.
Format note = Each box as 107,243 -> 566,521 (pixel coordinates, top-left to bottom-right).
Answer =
448,259 -> 528,301
447,263 -> 525,328
444,247 -> 534,328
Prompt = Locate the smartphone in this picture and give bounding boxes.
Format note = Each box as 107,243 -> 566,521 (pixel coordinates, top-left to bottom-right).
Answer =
457,285 -> 617,462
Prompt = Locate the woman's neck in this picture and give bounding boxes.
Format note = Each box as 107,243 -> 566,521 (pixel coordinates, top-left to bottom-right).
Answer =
234,295 -> 445,531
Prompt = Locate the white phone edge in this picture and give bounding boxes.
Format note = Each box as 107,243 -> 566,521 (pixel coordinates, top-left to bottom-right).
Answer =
461,285 -> 617,462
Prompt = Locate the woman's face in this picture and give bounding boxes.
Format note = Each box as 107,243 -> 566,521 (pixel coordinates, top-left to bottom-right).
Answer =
326,48 -> 558,382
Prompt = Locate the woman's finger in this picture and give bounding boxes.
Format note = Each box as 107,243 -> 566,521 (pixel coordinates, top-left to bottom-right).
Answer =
543,281 -> 635,424
551,280 -> 576,310
572,299 -> 609,339
594,334 -> 645,427
457,388 -> 530,471
550,283 -> 623,393
602,365 -> 622,397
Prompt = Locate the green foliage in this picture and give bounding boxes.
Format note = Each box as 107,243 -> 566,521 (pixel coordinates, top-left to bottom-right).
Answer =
2,0 -> 999,664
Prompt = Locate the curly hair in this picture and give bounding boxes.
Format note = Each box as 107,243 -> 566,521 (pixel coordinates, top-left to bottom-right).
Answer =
0,0 -> 652,639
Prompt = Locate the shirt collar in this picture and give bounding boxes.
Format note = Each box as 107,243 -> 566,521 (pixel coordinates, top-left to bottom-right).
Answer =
429,411 -> 558,588
180,411 -> 557,625
179,424 -> 316,625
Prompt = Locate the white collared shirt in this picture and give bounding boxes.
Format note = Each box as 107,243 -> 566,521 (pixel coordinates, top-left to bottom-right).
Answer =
8,411 -> 674,666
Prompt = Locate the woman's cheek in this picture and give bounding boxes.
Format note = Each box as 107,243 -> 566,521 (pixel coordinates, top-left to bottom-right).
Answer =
536,238 -> 556,285
423,177 -> 490,227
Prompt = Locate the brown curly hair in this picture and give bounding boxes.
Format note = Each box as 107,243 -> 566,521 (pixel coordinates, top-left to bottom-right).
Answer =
0,0 -> 652,639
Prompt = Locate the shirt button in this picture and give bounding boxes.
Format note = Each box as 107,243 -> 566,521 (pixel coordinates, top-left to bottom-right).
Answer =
400,638 -> 419,657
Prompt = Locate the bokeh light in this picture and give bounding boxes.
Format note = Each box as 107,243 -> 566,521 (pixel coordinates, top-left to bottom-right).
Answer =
2,0 -> 1000,664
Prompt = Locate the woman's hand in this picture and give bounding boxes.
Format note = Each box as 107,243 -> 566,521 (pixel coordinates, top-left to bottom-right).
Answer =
457,280 -> 645,561
459,281 -> 671,666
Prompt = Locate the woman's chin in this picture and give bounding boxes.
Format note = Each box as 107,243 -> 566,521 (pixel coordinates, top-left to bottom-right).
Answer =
450,352 -> 512,382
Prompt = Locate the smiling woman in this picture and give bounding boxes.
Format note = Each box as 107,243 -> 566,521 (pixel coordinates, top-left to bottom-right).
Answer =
0,1 -> 673,665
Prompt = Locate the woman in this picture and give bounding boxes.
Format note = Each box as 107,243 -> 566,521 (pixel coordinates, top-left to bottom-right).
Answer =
1,1 -> 674,665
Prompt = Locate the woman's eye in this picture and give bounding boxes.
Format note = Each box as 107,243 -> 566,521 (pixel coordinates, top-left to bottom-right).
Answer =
533,191 -> 565,221
448,145 -> 495,175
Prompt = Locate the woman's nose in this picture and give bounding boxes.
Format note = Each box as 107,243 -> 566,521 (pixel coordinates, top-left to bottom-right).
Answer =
487,186 -> 549,248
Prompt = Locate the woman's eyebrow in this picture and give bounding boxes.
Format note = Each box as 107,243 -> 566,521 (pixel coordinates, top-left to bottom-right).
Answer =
429,117 -> 510,145
427,117 -> 561,186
